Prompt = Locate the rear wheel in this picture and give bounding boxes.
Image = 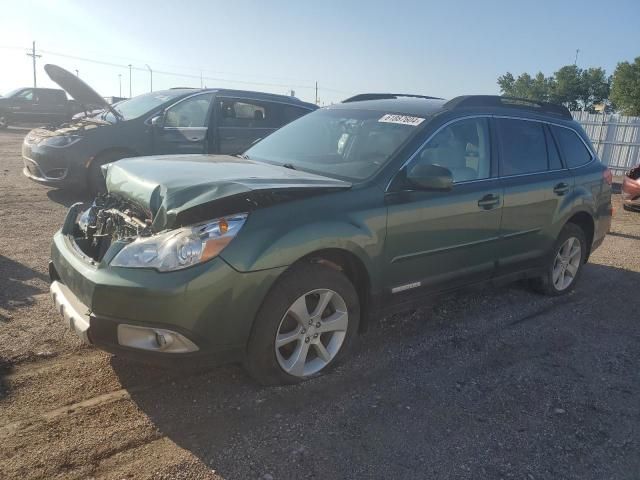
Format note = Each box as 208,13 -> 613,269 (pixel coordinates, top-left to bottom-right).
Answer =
245,262 -> 360,385
530,223 -> 586,296
88,151 -> 131,195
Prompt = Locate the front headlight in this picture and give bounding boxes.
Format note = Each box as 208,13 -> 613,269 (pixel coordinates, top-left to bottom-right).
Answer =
110,213 -> 248,271
43,135 -> 82,148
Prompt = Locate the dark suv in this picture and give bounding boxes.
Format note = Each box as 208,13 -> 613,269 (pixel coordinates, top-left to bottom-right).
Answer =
22,65 -> 317,192
48,93 -> 612,385
0,87 -> 82,127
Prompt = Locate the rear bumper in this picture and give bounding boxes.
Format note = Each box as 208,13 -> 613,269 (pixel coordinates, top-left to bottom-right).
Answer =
622,175 -> 640,208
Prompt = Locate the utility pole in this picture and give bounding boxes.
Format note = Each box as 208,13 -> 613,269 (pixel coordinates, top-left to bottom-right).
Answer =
26,41 -> 42,88
200,70 -> 203,89
574,49 -> 580,66
315,81 -> 318,105
118,74 -> 122,97
128,64 -> 132,98
145,64 -> 153,92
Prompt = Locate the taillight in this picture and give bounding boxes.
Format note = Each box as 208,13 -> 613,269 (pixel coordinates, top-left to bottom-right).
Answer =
603,168 -> 613,185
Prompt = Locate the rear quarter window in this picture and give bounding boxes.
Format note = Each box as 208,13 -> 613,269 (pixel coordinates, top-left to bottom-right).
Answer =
551,126 -> 592,168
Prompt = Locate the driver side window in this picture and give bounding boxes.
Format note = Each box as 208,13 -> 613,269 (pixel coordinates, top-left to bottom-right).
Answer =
417,118 -> 491,182
164,93 -> 214,128
16,89 -> 34,101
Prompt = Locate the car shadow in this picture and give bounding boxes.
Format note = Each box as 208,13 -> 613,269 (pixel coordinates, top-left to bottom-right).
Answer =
46,188 -> 92,208
0,358 -> 12,403
608,230 -> 640,241
0,255 -> 49,323
111,262 -> 640,478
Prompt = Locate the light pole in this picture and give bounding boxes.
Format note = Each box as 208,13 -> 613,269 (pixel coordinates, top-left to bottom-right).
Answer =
118,74 -> 122,98
128,64 -> 132,98
145,64 -> 153,92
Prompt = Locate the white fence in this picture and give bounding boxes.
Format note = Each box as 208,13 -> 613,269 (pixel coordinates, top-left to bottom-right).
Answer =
571,111 -> 640,174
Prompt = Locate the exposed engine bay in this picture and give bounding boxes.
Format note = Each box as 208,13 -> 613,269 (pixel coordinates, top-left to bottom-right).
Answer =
72,195 -> 152,262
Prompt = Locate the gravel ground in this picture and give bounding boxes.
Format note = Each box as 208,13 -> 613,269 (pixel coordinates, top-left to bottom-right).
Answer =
0,127 -> 639,479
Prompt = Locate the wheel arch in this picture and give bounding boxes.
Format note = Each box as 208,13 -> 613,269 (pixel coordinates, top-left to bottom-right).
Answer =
87,146 -> 139,169
256,247 -> 374,335
565,210 -> 595,260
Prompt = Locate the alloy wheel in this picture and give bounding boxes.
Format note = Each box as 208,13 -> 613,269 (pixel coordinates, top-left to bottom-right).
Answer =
275,288 -> 348,377
552,236 -> 581,291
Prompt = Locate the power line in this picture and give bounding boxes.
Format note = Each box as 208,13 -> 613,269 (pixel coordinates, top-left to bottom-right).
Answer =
36,48 -> 353,95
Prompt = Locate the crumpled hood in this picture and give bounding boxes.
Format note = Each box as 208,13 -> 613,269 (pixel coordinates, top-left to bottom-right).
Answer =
104,155 -> 352,230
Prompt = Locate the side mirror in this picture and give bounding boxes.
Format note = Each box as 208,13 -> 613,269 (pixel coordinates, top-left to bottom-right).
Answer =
150,114 -> 164,128
406,162 -> 453,191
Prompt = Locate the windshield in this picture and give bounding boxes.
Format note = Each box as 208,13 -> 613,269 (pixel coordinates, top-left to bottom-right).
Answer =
2,88 -> 23,98
245,108 -> 424,181
103,91 -> 188,122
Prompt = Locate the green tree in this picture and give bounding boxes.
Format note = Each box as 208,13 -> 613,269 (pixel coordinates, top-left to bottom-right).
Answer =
497,71 -> 552,101
550,65 -> 582,110
610,57 -> 640,116
579,67 -> 610,113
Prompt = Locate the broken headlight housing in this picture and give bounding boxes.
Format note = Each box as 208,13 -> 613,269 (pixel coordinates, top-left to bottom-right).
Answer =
110,213 -> 248,271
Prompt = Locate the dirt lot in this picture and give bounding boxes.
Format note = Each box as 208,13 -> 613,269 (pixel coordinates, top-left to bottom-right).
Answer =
1,127 -> 639,480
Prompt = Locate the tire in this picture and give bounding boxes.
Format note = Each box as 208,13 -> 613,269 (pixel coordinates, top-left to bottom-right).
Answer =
530,223 -> 587,296
245,262 -> 360,385
88,151 -> 131,195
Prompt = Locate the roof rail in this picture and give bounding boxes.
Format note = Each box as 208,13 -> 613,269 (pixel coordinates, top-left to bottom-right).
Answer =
342,93 -> 443,103
444,95 -> 572,119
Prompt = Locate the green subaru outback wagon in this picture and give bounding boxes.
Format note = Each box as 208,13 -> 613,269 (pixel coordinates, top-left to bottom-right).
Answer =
49,94 -> 612,384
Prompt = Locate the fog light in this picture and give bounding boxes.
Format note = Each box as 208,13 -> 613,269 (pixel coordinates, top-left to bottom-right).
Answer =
45,168 -> 67,179
117,324 -> 198,353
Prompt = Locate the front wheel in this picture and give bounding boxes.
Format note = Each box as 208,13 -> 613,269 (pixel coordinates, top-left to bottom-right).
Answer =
530,223 -> 587,296
245,262 -> 360,385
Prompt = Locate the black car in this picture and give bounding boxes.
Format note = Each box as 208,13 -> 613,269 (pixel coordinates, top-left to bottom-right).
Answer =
22,65 -> 317,193
0,87 -> 84,128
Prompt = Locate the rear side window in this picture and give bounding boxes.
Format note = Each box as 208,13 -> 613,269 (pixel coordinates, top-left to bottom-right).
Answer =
551,126 -> 592,168
218,98 -> 278,128
37,90 -> 65,104
497,119 -> 547,175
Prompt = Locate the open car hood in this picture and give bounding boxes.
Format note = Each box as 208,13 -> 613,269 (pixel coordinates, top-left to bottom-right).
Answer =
103,155 -> 352,231
44,64 -> 108,108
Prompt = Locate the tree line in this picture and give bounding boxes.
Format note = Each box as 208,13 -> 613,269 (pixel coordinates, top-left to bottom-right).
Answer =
497,56 -> 640,116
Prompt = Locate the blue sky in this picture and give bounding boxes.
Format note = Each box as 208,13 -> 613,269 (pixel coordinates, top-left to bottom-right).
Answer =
1,0 -> 639,104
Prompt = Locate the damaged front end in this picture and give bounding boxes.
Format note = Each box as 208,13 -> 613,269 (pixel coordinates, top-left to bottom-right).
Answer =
65,194 -> 248,272
68,195 -> 153,264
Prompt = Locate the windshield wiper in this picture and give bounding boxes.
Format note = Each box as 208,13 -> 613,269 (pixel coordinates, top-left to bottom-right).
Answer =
281,163 -> 296,170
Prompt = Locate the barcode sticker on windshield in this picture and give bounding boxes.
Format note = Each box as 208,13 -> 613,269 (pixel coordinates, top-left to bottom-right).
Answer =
378,114 -> 425,126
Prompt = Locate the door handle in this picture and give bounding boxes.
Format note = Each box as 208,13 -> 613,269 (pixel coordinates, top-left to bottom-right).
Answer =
188,136 -> 201,142
553,182 -> 570,195
477,194 -> 500,209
